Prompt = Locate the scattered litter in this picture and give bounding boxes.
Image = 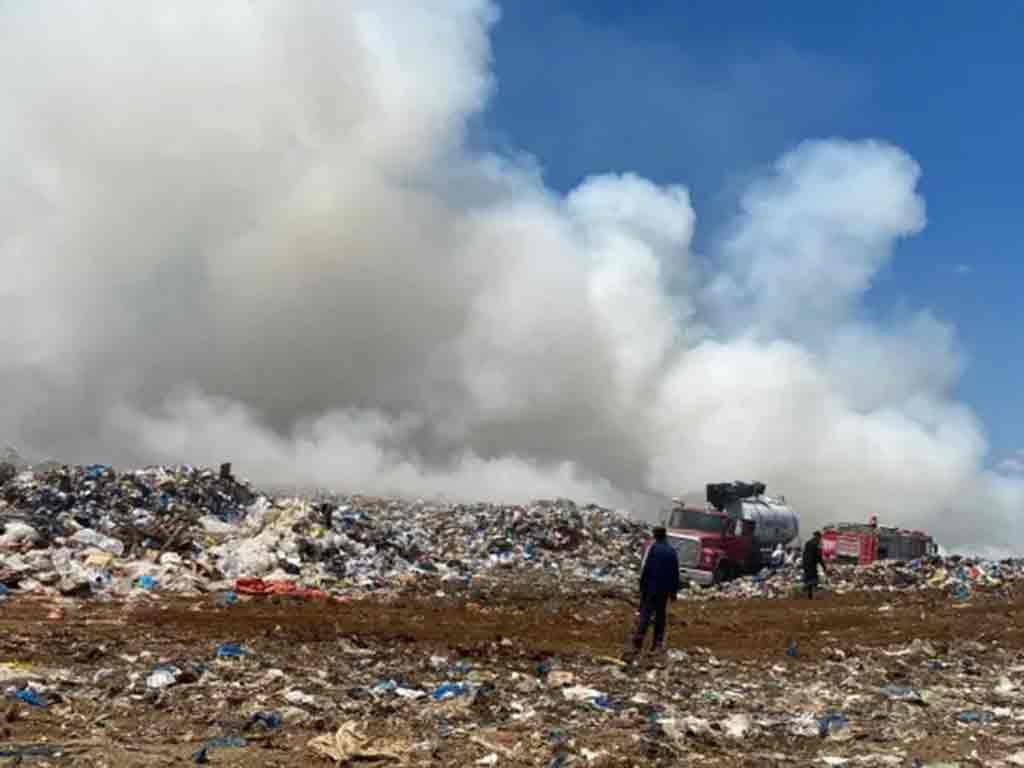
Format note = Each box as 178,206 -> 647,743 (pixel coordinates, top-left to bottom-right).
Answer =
136,574 -> 158,590
214,643 -> 246,659
192,735 -> 247,764
818,712 -> 849,738
3,459 -> 1024,765
243,711 -> 282,731
880,685 -> 926,704
956,709 -> 995,724
285,689 -> 317,707
431,682 -> 469,702
13,687 -> 47,708
145,666 -> 180,689
308,721 -> 407,764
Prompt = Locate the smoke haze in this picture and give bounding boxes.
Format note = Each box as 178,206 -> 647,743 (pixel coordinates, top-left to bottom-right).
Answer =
1,1 -> 1021,554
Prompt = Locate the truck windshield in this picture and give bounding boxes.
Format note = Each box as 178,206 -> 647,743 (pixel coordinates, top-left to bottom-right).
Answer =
668,509 -> 723,533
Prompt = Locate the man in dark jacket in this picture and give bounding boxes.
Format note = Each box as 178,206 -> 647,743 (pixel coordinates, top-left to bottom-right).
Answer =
627,526 -> 680,659
802,531 -> 828,599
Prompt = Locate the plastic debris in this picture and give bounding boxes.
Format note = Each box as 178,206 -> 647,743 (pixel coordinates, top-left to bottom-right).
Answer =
13,687 -> 47,708
3,458 -> 1024,765
0,521 -> 39,549
431,682 -> 469,702
145,666 -> 180,689
308,721 -> 407,764
2,459 -> 1018,606
956,709 -> 995,724
136,574 -> 157,590
213,642 -> 246,659
285,689 -> 317,707
880,685 -> 926,704
562,685 -> 606,704
243,711 -> 283,731
0,745 -> 66,760
723,713 -> 752,739
192,735 -> 247,764
818,712 -> 849,738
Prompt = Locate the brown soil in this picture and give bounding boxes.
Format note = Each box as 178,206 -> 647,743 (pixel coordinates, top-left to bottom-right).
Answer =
2,586 -> 1022,766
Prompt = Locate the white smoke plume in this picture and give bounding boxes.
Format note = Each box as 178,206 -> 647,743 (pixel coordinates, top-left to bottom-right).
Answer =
1,1 -> 1021,554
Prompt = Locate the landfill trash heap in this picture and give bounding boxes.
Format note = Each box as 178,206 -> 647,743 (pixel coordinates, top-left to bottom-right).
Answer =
4,462 -> 1024,766
1,460 -> 1021,603
0,461 -> 652,599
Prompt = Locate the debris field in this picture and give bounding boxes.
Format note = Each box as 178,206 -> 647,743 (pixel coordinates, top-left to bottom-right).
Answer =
2,461 -> 1024,766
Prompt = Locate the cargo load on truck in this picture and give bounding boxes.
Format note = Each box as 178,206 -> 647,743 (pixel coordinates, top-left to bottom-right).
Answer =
705,482 -> 799,551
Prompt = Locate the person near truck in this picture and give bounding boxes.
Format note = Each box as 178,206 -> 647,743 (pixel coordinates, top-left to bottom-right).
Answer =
626,526 -> 680,660
802,530 -> 828,599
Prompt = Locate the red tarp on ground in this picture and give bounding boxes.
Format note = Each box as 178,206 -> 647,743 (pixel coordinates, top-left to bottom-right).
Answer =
234,578 -> 329,600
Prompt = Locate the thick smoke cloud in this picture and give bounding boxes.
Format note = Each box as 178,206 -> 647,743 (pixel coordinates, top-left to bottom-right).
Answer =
1,1 -> 1020,554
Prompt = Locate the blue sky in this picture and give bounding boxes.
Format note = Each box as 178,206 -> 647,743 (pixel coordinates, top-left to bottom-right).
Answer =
481,1 -> 1023,465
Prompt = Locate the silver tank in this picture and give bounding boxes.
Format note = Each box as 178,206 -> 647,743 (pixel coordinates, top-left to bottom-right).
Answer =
726,495 -> 799,547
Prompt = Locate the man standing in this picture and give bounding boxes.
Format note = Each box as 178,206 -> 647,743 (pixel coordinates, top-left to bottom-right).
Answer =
627,526 -> 680,660
802,531 -> 828,599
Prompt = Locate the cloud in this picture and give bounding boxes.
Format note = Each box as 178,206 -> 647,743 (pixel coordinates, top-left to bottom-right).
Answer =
0,1 -> 1021,555
952,264 -> 974,276
998,451 -> 1024,475
705,139 -> 926,340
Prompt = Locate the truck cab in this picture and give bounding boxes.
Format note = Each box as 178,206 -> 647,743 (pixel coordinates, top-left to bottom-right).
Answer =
664,505 -> 757,585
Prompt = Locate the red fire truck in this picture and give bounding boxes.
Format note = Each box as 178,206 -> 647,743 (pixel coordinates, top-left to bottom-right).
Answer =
820,516 -> 937,565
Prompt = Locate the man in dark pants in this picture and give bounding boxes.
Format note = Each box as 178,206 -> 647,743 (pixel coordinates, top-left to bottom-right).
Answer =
802,531 -> 828,599
626,526 -> 680,660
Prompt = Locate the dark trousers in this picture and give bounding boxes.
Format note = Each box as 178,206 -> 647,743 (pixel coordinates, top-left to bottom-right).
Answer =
803,573 -> 818,599
632,592 -> 669,652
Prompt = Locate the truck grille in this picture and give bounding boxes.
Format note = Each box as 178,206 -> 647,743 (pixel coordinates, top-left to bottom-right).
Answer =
670,536 -> 701,568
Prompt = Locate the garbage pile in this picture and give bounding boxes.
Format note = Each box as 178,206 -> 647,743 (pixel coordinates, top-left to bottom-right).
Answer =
711,557 -> 1024,603
4,461 -> 1024,765
0,461 -> 649,600
2,460 -> 1022,605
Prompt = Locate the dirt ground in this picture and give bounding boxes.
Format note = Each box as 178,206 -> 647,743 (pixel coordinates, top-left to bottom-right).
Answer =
2,586 -> 1024,766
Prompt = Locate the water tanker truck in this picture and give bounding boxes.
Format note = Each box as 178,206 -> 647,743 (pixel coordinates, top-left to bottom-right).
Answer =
661,481 -> 799,586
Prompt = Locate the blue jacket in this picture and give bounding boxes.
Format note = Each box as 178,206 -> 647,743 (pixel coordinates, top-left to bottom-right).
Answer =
640,539 -> 681,599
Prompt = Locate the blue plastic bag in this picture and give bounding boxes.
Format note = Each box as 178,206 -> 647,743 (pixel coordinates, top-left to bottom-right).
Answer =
14,688 -> 47,708
957,710 -> 995,724
431,682 -> 468,701
817,712 -> 849,737
214,643 -> 246,659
